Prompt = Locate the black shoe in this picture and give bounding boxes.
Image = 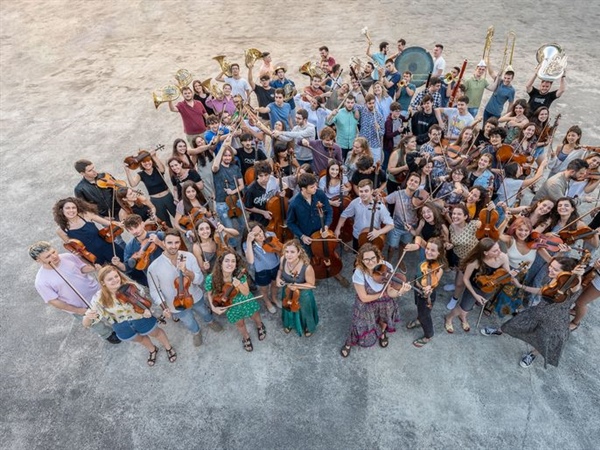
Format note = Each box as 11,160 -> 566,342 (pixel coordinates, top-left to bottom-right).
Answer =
106,332 -> 121,344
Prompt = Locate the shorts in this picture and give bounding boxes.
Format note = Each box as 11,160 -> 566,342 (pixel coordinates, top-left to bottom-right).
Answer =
459,286 -> 487,312
592,275 -> 600,291
254,265 -> 279,287
533,146 -> 545,159
386,226 -> 412,248
112,317 -> 158,341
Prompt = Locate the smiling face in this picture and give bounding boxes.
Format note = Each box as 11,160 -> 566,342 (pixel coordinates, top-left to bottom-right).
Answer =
535,200 -> 554,216
102,269 -> 123,294
176,141 -> 187,154
424,241 -> 440,261
524,125 -> 536,139
62,201 -> 78,220
421,206 -> 434,223
451,207 -> 467,224
197,222 -> 212,240
548,260 -> 563,279
467,188 -> 481,204
537,109 -> 549,122
477,155 -> 492,170
169,160 -> 183,174
514,223 -> 532,241
361,251 -> 379,271
284,244 -> 300,263
328,164 -> 341,178
221,252 -> 238,275
556,199 -> 574,217
514,104 -> 524,116
164,234 -> 181,256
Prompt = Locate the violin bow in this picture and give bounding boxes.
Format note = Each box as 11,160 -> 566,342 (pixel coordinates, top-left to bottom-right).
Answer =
147,271 -> 172,319
234,180 -> 251,231
310,238 -> 358,254
556,208 -> 599,233
378,250 -> 408,298
222,295 -> 264,310
49,262 -> 92,308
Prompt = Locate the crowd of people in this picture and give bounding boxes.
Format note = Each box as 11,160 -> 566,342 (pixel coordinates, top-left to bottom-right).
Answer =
31,37 -> 599,369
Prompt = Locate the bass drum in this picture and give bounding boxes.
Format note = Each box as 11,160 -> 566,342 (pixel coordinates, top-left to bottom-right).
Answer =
394,47 -> 434,87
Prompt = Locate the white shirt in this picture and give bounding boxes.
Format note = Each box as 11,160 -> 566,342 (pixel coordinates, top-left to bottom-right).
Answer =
224,76 -> 251,100
434,57 -> 446,76
341,197 -> 394,238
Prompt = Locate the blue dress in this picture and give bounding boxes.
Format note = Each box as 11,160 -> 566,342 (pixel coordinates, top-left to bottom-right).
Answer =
66,218 -> 124,265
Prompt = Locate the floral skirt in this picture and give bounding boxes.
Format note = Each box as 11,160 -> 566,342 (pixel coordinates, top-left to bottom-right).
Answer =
345,294 -> 399,347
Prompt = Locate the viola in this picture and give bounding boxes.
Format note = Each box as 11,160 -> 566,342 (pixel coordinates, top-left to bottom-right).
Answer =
173,254 -> 194,311
266,164 -> 293,243
116,283 -> 153,314
496,144 -> 534,166
527,232 -> 564,252
178,207 -> 207,230
476,205 -> 500,240
98,222 -> 124,243
134,239 -> 157,270
541,250 -> 591,303
310,201 -> 343,280
263,235 -> 283,254
224,179 -> 243,219
282,272 -> 301,312
559,226 -> 598,245
63,239 -> 97,265
96,173 -> 127,189
372,263 -> 407,293
213,268 -> 247,307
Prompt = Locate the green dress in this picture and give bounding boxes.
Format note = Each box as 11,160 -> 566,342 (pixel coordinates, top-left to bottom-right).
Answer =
205,274 -> 260,324
280,262 -> 319,336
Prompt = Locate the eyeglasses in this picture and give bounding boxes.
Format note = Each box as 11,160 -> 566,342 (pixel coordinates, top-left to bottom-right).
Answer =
362,256 -> 378,263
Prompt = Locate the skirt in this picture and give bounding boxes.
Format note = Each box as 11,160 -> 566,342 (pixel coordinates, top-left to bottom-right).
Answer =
345,294 -> 400,347
281,290 -> 319,336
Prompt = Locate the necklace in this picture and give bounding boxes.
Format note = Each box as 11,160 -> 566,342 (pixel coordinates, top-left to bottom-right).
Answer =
286,259 -> 301,274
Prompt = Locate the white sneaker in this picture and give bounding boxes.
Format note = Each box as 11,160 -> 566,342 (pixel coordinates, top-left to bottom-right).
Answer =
446,298 -> 458,310
266,303 -> 277,314
443,283 -> 456,292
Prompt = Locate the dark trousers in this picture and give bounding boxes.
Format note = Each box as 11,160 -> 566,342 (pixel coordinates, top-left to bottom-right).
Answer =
415,289 -> 436,338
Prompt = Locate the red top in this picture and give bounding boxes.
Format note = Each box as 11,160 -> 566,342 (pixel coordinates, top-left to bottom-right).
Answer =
177,100 -> 207,135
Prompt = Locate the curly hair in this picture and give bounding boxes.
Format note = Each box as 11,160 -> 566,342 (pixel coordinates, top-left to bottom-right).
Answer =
355,243 -> 384,273
53,197 -> 98,231
282,239 -> 310,266
210,248 -> 248,294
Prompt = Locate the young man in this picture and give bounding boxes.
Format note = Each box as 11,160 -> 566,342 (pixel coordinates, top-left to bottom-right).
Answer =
441,66 -> 460,107
349,77 -> 366,104
381,58 -> 401,99
270,65 -> 297,114
300,126 -> 343,174
237,133 -> 268,181
432,44 -> 446,77
319,46 -> 336,74
409,77 -> 443,113
482,67 -> 516,123
383,102 -> 404,170
384,172 -> 421,265
147,231 -> 222,347
30,241 -> 120,344
525,65 -> 567,113
334,179 -> 394,251
418,125 -> 447,180
326,94 -> 360,160
257,88 -> 293,129
434,95 -> 475,141
73,159 -> 121,218
462,61 -> 490,117
395,71 -> 416,116
359,62 -> 376,92
366,41 -> 390,81
168,86 -> 208,145
123,214 -> 165,287
272,108 -> 316,167
247,61 -> 275,122
410,95 -> 438,145
204,114 -> 230,155
533,159 -> 590,204
244,161 -> 280,226
356,93 -> 385,164
350,155 -> 387,196
303,74 -> 329,99
216,63 -> 252,101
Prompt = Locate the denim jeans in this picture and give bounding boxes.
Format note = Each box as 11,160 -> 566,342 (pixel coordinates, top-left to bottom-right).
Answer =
371,146 -> 383,164
216,201 -> 242,247
174,298 -> 214,334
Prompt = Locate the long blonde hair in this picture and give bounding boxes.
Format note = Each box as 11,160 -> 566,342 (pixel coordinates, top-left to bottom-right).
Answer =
96,266 -> 128,308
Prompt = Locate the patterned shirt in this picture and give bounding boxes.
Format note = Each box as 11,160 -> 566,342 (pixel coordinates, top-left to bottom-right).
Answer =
356,104 -> 385,149
410,90 -> 442,110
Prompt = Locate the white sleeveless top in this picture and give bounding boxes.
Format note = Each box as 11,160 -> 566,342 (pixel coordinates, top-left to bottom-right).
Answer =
506,239 -> 537,269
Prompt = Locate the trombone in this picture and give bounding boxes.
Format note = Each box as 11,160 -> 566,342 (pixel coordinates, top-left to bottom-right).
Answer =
500,31 -> 516,74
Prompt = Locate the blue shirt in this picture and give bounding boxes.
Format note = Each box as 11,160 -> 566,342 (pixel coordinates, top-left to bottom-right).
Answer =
267,101 -> 292,129
356,104 -> 385,149
124,232 -> 165,271
484,83 -> 515,116
286,189 -> 333,238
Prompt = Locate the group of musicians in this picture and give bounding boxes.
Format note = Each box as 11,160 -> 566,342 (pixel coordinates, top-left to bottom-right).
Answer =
32,36 -> 600,369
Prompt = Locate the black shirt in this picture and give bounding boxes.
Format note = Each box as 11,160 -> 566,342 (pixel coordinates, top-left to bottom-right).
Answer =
74,173 -> 121,217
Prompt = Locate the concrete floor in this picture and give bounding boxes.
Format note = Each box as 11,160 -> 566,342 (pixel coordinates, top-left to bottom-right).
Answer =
2,1 -> 600,449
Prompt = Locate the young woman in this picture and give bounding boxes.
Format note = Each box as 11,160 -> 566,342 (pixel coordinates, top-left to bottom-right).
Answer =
340,243 -> 411,357
244,222 -> 281,314
435,167 -> 469,207
82,266 -> 176,366
276,240 -> 319,337
464,186 -> 489,220
447,126 -> 476,169
372,81 -> 392,122
191,218 -> 239,274
509,198 -> 555,231
571,258 -> 600,331
318,159 -> 351,205
530,106 -> 551,164
116,187 -> 156,225
445,238 -> 511,333
173,181 -> 208,234
499,99 -> 529,143
53,197 -> 125,267
466,153 -> 494,192
188,134 -> 216,201
411,203 -> 449,250
206,249 -> 265,352
416,157 -> 435,193
124,150 -> 175,226
405,237 -> 447,347
474,117 -> 498,147
511,123 -> 538,161
386,134 -> 414,193
344,137 -> 372,180
167,156 -> 204,203
548,125 -> 585,176
273,142 -> 299,177
192,79 -> 215,115
171,138 -> 196,168
481,257 -> 584,369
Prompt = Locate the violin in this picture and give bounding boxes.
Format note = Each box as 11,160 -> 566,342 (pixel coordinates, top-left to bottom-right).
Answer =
476,262 -> 529,294
178,207 -> 207,230
541,251 -> 590,303
538,114 -> 561,143
476,204 -> 500,240
263,235 -> 283,254
266,164 -> 293,242
527,232 -> 564,252
96,173 -> 127,189
145,218 -> 168,232
282,272 -> 301,312
224,179 -> 243,219
133,238 -> 157,270
582,171 -> 600,181
63,239 -> 97,265
411,188 -> 430,209
98,222 -> 124,243
358,163 -> 386,250
559,226 -> 598,245
372,263 -> 407,294
124,145 -> 165,169
116,283 -> 153,314
310,201 -> 343,279
173,254 -> 194,311
419,261 -> 444,308
581,260 -> 600,289
213,268 -> 247,307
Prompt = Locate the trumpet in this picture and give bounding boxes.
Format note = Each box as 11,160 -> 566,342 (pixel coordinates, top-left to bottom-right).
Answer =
500,31 -> 516,74
213,55 -> 232,77
398,80 -> 407,88
152,85 -> 180,109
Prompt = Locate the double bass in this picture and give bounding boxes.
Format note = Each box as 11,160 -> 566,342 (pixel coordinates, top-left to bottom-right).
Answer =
266,164 -> 294,243
310,202 -> 343,279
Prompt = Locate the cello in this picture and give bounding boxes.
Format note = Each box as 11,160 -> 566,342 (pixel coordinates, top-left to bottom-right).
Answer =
358,191 -> 386,250
329,167 -> 353,243
310,202 -> 343,279
266,163 -> 293,243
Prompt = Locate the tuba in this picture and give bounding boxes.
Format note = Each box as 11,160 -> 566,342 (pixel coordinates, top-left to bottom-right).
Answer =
174,69 -> 193,89
213,55 -> 232,77
537,44 -> 567,81
244,48 -> 264,68
152,85 -> 180,109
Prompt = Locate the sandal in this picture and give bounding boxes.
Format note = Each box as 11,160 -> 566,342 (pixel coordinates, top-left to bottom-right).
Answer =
166,347 -> 177,363
284,327 -> 292,334
304,330 -> 313,337
379,331 -> 389,348
413,337 -> 431,348
569,321 -> 580,332
147,346 -> 158,367
340,345 -> 351,358
257,323 -> 267,341
461,321 -> 471,332
444,320 -> 454,334
406,319 -> 421,330
242,337 -> 253,352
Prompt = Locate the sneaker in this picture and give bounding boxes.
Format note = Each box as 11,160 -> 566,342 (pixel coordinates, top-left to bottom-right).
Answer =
520,352 -> 536,368
266,303 -> 277,314
446,297 -> 458,310
443,283 -> 456,292
193,332 -> 203,347
106,332 -> 121,344
274,299 -> 282,309
480,327 -> 502,336
208,321 -> 223,332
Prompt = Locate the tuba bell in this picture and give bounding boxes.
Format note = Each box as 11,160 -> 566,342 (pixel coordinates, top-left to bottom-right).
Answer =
537,43 -> 567,81
213,55 -> 232,77
152,85 -> 181,109
174,69 -> 193,89
244,48 -> 264,68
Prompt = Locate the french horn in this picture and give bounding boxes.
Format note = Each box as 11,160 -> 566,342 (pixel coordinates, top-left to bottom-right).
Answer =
152,85 -> 180,109
244,48 -> 264,68
213,55 -> 232,77
174,69 -> 192,89
299,61 -> 326,78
